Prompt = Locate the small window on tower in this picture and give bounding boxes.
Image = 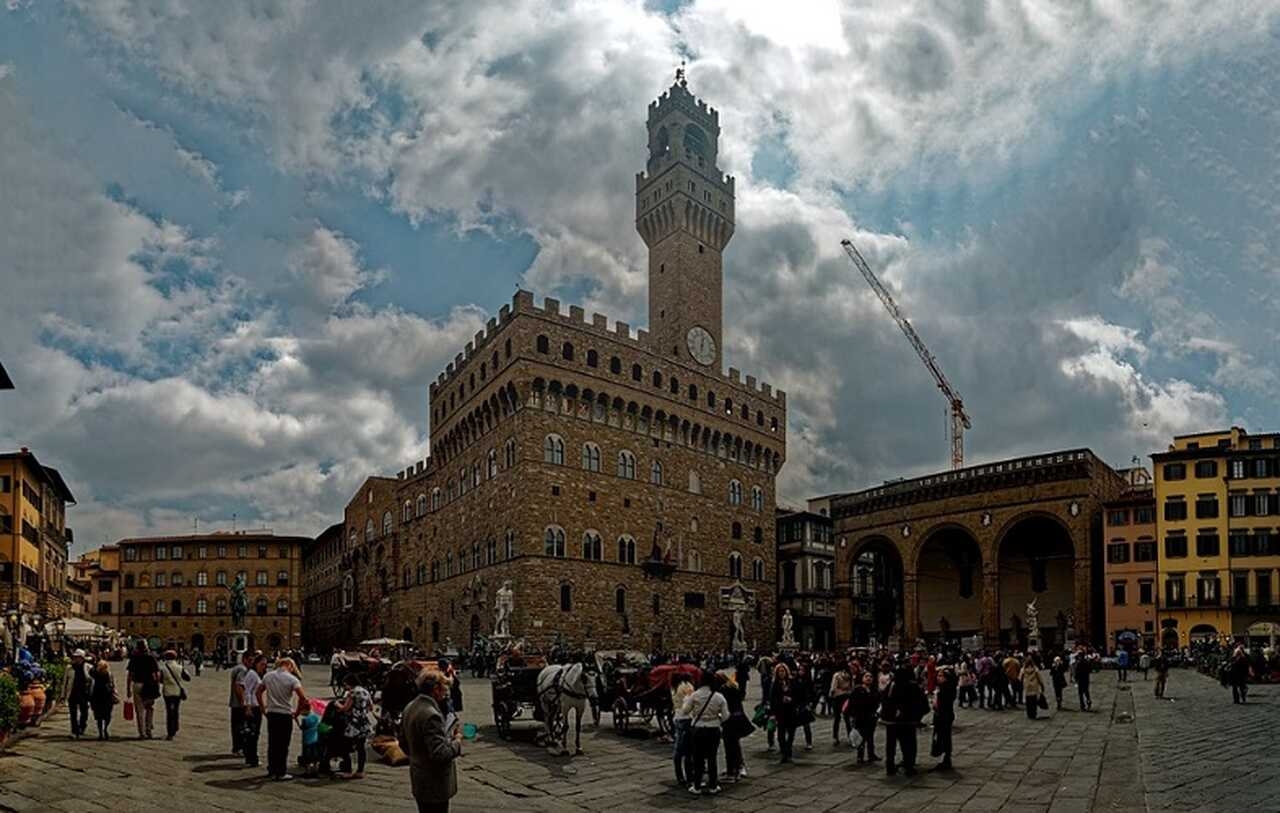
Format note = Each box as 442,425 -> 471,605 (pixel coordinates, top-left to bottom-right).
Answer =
698,244 -> 705,254
659,263 -> 664,273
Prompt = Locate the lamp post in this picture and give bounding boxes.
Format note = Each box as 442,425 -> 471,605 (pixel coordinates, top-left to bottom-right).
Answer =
53,618 -> 66,656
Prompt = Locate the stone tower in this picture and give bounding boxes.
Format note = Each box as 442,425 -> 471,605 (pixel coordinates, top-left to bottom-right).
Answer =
635,72 -> 735,370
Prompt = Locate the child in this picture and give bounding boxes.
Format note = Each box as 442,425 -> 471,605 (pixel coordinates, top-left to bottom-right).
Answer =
298,708 -> 322,777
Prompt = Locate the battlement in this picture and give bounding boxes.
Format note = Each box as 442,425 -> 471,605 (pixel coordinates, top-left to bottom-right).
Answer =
648,81 -> 720,128
396,456 -> 436,483
428,290 -> 784,406
636,168 -> 736,194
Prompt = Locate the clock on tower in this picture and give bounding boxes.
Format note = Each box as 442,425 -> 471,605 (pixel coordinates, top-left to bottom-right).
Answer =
635,69 -> 734,369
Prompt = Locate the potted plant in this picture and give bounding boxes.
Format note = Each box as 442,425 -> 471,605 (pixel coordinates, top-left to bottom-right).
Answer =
12,660 -> 45,724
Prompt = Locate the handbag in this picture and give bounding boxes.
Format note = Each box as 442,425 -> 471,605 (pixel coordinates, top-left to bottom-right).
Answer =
123,700 -> 134,721
930,728 -> 944,757
796,705 -> 815,726
721,712 -> 755,739
1038,694 -> 1049,710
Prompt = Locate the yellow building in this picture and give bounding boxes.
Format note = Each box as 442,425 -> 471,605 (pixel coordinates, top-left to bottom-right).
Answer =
72,546 -> 122,630
1,447 -> 77,620
1152,427 -> 1280,649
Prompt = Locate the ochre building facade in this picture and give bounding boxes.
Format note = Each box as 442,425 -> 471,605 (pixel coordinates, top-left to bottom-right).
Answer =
1,448 -> 76,621
830,450 -> 1126,650
117,532 -> 309,655
327,78 -> 786,654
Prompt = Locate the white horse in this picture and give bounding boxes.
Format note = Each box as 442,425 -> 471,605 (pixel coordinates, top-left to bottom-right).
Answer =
537,662 -> 597,755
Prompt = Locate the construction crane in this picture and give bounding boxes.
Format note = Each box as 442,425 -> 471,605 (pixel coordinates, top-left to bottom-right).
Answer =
841,238 -> 972,470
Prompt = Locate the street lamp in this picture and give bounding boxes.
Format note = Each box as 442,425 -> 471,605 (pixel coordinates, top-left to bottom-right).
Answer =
53,618 -> 66,655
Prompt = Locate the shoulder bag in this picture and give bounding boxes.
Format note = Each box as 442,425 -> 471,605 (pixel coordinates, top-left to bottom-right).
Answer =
164,662 -> 188,702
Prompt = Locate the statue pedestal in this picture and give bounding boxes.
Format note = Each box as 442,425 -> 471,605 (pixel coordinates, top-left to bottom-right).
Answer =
777,641 -> 798,655
227,629 -> 252,661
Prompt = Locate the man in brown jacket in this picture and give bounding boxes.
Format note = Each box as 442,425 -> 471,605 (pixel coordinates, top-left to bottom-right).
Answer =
399,671 -> 462,812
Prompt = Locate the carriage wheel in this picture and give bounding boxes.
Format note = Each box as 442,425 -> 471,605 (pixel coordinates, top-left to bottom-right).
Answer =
638,706 -> 654,729
611,698 -> 628,732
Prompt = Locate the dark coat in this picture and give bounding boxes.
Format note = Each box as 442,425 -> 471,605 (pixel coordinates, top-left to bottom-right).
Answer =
848,684 -> 878,728
933,680 -> 957,724
880,671 -> 926,726
769,678 -> 796,725
398,694 -> 460,803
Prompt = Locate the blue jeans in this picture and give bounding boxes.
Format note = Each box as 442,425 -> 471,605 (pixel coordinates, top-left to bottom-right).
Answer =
672,719 -> 693,784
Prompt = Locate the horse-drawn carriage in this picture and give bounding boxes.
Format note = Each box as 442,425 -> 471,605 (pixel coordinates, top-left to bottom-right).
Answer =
595,650 -> 701,734
490,652 -> 549,739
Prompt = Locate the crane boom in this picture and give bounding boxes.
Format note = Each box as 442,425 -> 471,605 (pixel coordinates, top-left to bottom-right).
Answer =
841,238 -> 972,469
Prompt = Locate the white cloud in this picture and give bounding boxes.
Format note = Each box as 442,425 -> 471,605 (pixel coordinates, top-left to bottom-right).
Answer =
286,225 -> 384,312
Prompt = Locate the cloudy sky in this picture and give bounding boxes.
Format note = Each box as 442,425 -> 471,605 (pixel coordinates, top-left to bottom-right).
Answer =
2,1 -> 1278,550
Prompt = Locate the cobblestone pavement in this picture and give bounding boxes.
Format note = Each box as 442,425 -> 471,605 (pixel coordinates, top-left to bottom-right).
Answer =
0,663 -> 1275,812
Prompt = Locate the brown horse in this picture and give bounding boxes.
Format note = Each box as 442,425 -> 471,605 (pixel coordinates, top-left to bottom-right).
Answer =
379,660 -> 442,730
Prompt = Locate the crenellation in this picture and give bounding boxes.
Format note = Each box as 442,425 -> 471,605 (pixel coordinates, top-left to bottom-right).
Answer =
592,313 -> 608,330
637,328 -> 648,344
569,305 -> 585,323
615,321 -> 630,339
543,297 -> 560,315
729,368 -> 740,384
464,342 -> 473,360
746,375 -> 757,390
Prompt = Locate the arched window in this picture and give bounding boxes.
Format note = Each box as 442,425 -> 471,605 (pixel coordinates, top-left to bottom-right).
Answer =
504,438 -> 516,468
154,599 -> 166,614
582,532 -> 602,561
472,462 -> 481,487
562,342 -> 574,361
751,486 -> 764,512
544,527 -> 566,558
196,598 -> 207,614
650,460 -> 663,485
445,552 -> 453,577
729,553 -> 743,579
536,335 -> 549,354
610,356 -> 622,374
617,450 -> 636,479
581,443 -> 601,472
587,349 -> 598,367
560,583 -> 573,612
403,500 -> 413,523
752,558 -> 765,581
688,384 -> 698,401
732,521 -> 742,540
670,377 -> 679,395
707,390 -> 716,408
504,529 -> 516,560
155,572 -> 166,587
652,370 -> 663,388
472,542 -> 480,569
487,448 -> 498,478
686,547 -> 706,573
458,466 -> 468,495
256,597 -> 268,615
544,434 -> 565,465
631,363 -> 642,382
729,480 -> 743,506
753,526 -> 763,544
196,571 -> 207,586
382,511 -> 393,535
417,494 -> 428,516
688,470 -> 701,495
170,599 -> 182,615
617,535 -> 637,564
216,597 -> 227,614
431,488 -> 442,510
276,598 -> 289,615
486,538 -> 496,564
365,519 -> 375,542
342,575 -> 354,608
615,587 -> 626,614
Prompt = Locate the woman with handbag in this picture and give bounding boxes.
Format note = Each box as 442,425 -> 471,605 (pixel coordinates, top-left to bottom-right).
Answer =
160,649 -> 191,740
931,666 -> 956,770
681,670 -> 727,795
1021,657 -> 1047,720
90,660 -> 118,740
793,662 -> 816,751
717,671 -> 753,782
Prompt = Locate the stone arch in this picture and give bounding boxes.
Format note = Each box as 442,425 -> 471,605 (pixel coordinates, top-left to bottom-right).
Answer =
914,523 -> 984,640
994,511 -> 1077,649
847,535 -> 905,647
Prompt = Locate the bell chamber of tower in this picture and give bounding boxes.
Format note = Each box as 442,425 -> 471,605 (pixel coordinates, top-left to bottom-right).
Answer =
635,76 -> 735,371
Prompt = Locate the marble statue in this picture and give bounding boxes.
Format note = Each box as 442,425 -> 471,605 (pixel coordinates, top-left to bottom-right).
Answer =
731,608 -> 746,650
780,609 -> 797,646
494,580 -> 514,638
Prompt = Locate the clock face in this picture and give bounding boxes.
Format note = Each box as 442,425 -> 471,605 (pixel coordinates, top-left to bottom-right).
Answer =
686,326 -> 716,366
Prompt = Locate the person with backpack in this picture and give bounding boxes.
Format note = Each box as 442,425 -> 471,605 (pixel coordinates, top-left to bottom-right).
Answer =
125,641 -> 162,740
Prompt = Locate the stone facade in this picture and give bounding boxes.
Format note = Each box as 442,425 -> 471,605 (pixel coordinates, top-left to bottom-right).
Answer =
117,532 -> 309,655
301,523 -> 345,653
776,506 -> 836,650
830,450 -> 1126,650
324,78 -> 786,654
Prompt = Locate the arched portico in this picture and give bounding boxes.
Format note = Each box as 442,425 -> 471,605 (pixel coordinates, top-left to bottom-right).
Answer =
995,512 -> 1078,650
846,536 -> 904,647
915,525 -> 984,642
